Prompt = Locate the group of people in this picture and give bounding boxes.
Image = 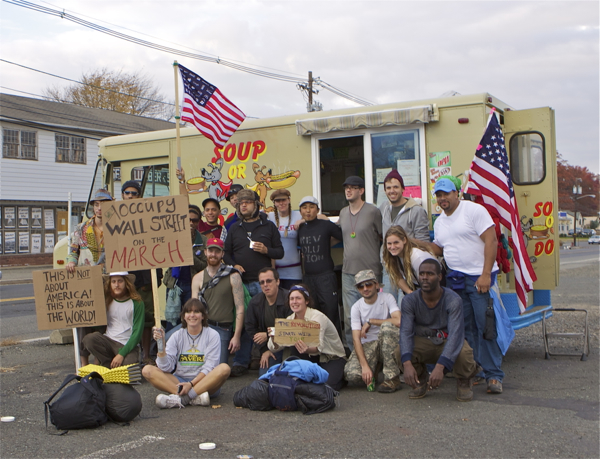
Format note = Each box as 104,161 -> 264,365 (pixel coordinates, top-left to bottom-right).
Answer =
66,167 -> 506,409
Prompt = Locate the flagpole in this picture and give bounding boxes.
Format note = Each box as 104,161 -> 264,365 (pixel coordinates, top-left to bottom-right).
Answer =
173,61 -> 182,174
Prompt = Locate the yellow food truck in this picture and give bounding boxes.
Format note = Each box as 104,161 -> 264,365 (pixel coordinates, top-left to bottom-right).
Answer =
54,92 -> 558,330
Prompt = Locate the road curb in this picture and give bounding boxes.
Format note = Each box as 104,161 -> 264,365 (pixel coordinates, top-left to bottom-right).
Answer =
0,279 -> 33,285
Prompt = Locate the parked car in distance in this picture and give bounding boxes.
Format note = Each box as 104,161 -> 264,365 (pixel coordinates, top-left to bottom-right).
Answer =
581,228 -> 596,236
588,235 -> 600,244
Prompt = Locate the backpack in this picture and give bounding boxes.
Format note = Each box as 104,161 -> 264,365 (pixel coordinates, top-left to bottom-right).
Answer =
268,357 -> 299,411
44,372 -> 108,431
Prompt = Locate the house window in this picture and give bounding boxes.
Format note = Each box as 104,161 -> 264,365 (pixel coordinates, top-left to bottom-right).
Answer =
2,129 -> 37,160
55,135 -> 86,164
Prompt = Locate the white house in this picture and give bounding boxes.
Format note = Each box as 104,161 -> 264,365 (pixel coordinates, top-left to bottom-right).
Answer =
0,94 -> 173,265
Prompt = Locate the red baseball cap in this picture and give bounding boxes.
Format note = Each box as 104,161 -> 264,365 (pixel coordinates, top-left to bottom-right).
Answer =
206,238 -> 224,250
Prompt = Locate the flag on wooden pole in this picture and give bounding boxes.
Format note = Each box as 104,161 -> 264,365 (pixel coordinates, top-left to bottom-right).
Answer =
466,108 -> 537,314
178,64 -> 245,148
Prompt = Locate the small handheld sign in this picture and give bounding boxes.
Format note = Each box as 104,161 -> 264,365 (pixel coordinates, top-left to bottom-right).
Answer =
33,265 -> 106,331
273,319 -> 320,347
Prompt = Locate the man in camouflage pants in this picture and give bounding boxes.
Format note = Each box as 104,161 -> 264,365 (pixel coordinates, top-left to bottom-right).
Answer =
344,270 -> 402,393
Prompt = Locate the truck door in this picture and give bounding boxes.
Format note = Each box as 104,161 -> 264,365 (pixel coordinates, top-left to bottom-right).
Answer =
504,107 -> 558,289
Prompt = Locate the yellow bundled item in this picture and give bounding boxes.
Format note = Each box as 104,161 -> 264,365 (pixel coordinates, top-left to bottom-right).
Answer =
78,363 -> 142,384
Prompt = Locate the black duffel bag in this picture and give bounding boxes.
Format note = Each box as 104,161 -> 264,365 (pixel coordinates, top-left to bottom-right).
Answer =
44,372 -> 108,431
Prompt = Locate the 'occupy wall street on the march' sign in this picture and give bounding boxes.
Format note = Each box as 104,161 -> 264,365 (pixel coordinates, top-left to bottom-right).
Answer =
102,195 -> 193,272
33,265 -> 106,330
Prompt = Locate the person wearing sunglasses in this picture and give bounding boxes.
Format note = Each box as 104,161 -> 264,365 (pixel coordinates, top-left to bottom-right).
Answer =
121,180 -> 163,365
343,269 -> 402,393
245,267 -> 292,376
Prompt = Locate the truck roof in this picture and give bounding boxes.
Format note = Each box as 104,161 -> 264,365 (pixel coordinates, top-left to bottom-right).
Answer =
98,92 -> 512,148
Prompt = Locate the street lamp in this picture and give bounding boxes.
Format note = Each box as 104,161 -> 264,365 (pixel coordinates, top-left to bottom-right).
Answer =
572,178 -> 596,247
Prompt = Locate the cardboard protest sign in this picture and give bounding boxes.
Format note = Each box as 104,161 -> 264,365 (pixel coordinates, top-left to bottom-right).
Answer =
33,265 -> 106,331
102,195 -> 193,272
273,319 -> 320,347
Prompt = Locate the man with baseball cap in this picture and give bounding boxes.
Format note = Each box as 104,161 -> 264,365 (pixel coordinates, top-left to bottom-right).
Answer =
198,197 -> 227,241
424,176 -> 504,395
338,176 -> 383,351
297,196 -> 343,335
379,169 -> 430,302
343,269 -> 402,393
191,237 -> 246,369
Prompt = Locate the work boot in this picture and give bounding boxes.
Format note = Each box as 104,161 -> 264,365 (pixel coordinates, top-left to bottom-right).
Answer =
408,373 -> 428,399
456,378 -> 474,402
377,376 -> 402,393
229,365 -> 248,378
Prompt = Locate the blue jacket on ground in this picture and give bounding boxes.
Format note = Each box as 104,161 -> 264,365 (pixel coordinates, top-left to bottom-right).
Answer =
259,358 -> 329,384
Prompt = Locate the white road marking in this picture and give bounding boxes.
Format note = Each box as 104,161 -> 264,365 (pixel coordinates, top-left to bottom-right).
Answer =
560,257 -> 600,266
77,435 -> 165,459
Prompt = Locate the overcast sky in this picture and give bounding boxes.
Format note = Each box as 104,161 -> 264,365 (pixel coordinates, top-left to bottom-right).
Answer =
1,0 -> 598,173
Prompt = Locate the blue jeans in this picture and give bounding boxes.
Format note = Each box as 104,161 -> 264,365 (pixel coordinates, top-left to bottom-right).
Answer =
342,273 -> 362,352
245,281 -> 261,297
382,268 -> 405,307
209,323 -> 252,368
457,276 -> 504,382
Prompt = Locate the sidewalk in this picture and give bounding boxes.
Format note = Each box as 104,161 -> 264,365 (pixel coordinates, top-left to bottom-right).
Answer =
0,264 -> 53,285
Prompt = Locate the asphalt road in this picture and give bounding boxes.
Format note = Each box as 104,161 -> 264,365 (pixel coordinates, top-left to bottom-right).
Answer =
0,249 -> 598,458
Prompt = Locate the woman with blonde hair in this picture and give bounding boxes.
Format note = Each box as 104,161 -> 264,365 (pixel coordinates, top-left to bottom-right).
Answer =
82,271 -> 144,368
383,226 -> 434,296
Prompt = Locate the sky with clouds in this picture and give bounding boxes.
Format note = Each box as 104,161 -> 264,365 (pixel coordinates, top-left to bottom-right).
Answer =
1,0 -> 598,172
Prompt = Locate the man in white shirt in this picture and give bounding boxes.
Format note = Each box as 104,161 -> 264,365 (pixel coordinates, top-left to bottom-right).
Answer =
343,270 -> 402,393
425,177 -> 504,395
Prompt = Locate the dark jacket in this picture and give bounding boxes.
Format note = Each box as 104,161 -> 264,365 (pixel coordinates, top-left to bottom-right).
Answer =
224,213 -> 284,283
245,288 -> 291,354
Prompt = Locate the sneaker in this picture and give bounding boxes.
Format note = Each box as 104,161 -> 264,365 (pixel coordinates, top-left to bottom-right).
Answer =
189,391 -> 210,406
229,365 -> 248,378
377,376 -> 402,393
155,393 -> 184,409
487,379 -> 503,394
456,378 -> 474,402
249,358 -> 261,371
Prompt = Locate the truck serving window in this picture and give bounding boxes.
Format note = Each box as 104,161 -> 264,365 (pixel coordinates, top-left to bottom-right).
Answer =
509,131 -> 545,185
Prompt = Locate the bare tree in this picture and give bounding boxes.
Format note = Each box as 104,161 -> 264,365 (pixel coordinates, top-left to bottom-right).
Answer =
43,68 -> 173,120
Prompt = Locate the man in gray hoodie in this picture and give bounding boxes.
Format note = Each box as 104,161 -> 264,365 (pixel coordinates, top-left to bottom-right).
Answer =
379,170 -> 430,302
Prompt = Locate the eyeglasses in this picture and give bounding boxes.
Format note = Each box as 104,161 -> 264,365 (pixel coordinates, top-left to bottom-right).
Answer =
259,278 -> 275,285
357,281 -> 375,290
273,199 -> 288,203
189,218 -> 200,223
345,186 -> 361,191
239,200 -> 254,206
123,191 -> 139,196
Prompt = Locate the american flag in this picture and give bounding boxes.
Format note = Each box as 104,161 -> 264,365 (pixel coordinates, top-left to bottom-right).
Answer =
466,109 -> 537,314
178,64 -> 245,148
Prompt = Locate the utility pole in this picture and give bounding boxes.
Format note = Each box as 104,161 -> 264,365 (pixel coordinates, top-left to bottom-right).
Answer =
298,71 -> 322,112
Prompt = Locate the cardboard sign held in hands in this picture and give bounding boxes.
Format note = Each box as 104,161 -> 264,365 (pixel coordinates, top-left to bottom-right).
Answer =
33,265 -> 106,331
102,195 -> 193,272
273,319 -> 320,347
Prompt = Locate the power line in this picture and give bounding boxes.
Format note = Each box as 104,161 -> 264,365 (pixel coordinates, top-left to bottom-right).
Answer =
3,0 -> 374,107
0,59 -> 174,108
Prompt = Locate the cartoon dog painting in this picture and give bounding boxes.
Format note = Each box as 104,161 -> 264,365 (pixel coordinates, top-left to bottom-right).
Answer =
246,163 -> 301,212
200,158 -> 232,202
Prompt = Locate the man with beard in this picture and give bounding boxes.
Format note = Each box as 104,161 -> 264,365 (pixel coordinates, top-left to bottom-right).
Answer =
191,238 -> 245,370
224,189 -> 283,376
400,258 -> 477,402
